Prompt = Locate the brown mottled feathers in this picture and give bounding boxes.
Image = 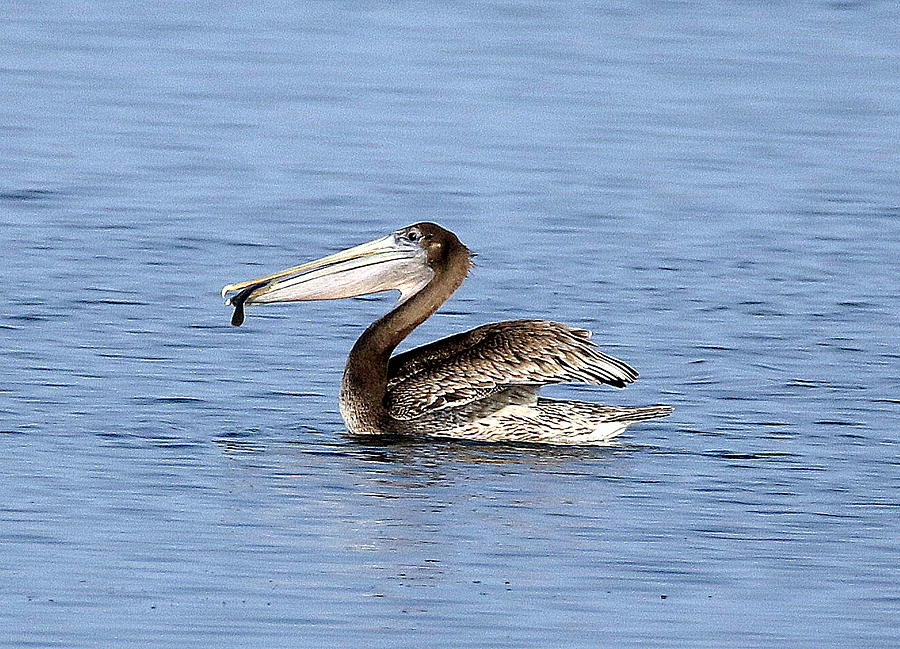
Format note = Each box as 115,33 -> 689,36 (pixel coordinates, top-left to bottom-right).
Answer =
385,319 -> 638,421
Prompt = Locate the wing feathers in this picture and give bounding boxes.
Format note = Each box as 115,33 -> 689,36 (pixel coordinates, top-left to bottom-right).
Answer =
385,320 -> 638,420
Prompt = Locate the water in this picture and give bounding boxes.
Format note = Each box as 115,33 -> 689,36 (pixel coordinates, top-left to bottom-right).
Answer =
2,1 -> 898,647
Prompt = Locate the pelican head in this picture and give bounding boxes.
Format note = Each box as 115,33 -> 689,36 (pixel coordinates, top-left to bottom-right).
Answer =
221,223 -> 453,326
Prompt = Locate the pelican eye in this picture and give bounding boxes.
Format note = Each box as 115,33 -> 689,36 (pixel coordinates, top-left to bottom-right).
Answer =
406,230 -> 421,242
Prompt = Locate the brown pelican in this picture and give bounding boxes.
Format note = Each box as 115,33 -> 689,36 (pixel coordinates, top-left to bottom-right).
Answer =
222,223 -> 672,444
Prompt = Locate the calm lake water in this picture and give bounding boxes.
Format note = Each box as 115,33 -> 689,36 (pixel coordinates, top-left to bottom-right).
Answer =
2,1 -> 898,647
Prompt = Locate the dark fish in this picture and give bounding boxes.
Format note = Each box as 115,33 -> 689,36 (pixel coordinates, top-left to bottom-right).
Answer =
228,281 -> 268,327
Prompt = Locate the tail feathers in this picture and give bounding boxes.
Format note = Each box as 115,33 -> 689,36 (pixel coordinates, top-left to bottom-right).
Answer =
535,399 -> 673,424
606,404 -> 674,423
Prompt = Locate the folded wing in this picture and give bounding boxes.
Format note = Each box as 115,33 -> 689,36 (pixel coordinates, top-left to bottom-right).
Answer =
386,319 -> 638,420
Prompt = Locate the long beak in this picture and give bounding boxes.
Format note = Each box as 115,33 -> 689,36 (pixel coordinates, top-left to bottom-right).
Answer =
221,234 -> 429,326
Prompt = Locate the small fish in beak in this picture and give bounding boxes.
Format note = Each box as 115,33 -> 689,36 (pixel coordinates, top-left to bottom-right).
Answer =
227,281 -> 270,327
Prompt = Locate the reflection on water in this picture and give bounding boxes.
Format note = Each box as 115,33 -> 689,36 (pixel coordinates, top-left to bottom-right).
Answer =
2,0 -> 899,647
355,441 -> 633,468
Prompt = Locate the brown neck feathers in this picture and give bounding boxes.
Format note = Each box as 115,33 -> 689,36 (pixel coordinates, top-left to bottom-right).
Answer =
341,239 -> 471,420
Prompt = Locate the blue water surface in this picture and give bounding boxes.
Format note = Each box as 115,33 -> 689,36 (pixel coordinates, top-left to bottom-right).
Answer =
1,1 -> 898,647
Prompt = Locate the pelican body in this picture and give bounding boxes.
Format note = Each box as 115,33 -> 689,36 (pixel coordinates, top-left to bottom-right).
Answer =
222,223 -> 672,444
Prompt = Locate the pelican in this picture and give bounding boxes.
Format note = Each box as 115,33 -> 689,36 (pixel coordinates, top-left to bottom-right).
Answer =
222,223 -> 672,444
